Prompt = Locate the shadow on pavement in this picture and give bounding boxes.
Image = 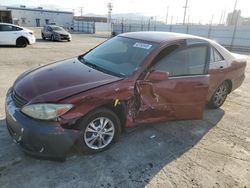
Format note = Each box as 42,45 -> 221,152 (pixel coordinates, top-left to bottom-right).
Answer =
0,45 -> 19,48
0,108 -> 224,187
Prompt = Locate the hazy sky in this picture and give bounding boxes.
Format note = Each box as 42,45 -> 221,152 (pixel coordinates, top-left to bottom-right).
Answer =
0,0 -> 249,24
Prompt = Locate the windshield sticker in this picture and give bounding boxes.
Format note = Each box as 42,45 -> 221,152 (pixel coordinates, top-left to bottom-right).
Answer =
133,42 -> 152,49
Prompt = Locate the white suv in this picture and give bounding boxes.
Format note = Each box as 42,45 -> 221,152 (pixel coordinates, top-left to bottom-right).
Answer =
0,23 -> 36,47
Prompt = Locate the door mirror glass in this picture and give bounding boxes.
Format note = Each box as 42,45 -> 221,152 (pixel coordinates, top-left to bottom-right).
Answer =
146,71 -> 169,81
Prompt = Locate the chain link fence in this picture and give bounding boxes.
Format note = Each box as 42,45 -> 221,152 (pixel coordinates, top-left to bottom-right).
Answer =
73,20 -> 95,33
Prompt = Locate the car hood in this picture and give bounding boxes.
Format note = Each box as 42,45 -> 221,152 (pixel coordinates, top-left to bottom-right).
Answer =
53,30 -> 70,35
13,58 -> 123,103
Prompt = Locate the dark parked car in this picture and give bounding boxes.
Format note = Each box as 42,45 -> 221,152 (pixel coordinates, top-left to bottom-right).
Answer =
41,25 -> 71,42
5,32 -> 246,160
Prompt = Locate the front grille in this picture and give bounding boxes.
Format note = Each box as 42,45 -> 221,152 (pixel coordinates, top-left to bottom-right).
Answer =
12,91 -> 27,108
60,34 -> 68,38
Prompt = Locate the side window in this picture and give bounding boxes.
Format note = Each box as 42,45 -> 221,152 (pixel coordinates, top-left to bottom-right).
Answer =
210,47 -> 224,63
153,45 -> 207,76
12,26 -> 23,31
0,25 -> 13,32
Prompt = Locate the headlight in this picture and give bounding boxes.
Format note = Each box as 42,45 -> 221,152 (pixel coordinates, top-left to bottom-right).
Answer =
21,103 -> 73,120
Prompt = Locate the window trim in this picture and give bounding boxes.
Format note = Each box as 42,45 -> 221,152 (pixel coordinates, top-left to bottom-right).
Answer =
169,74 -> 209,80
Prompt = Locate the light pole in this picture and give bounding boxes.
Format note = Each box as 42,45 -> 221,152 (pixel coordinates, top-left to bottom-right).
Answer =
166,6 -> 169,24
107,2 -> 113,23
79,7 -> 84,17
183,0 -> 188,25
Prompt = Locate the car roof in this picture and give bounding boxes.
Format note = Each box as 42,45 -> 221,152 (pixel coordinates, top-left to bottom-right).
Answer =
119,31 -> 204,44
0,22 -> 22,28
119,31 -> 235,61
0,23 -> 15,26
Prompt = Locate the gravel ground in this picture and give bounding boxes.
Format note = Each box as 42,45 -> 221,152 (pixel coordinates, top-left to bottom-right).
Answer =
0,29 -> 249,188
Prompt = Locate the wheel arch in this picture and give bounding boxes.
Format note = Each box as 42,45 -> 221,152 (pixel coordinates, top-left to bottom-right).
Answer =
225,79 -> 233,93
71,100 -> 128,132
100,101 -> 127,132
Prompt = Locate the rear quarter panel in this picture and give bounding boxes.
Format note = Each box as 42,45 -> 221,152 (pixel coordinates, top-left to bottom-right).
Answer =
227,56 -> 247,91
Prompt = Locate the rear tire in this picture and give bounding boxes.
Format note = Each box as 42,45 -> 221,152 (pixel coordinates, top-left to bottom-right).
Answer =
208,81 -> 229,109
16,37 -> 28,47
51,34 -> 55,41
76,108 -> 121,154
42,33 -> 46,40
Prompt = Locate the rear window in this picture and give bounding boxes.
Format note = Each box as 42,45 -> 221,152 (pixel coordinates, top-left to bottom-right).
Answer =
210,47 -> 224,63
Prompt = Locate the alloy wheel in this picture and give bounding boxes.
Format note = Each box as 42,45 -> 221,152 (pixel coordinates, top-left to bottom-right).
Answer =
213,83 -> 228,107
84,117 -> 115,150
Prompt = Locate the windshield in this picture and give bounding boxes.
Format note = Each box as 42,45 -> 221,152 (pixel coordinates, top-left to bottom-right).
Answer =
79,36 -> 156,77
52,26 -> 64,31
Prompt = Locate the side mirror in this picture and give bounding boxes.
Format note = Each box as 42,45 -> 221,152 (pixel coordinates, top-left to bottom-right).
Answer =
146,70 -> 169,82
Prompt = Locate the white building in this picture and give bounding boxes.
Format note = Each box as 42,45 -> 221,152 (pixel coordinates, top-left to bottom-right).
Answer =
0,6 -> 73,27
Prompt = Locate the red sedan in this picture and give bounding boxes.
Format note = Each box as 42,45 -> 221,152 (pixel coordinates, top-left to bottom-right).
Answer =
5,32 -> 246,160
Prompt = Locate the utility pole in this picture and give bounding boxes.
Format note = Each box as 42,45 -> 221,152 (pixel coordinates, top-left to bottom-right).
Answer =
166,6 -> 169,24
170,16 -> 173,25
221,9 -> 226,25
233,0 -> 238,11
231,10 -> 240,50
107,2 -> 113,23
183,0 -> 188,25
79,7 -> 84,16
219,9 -> 227,25
231,0 -> 238,25
210,14 -> 214,25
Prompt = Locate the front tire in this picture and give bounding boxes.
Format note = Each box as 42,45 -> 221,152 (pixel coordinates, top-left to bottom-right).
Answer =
208,81 -> 229,109
77,108 -> 121,154
16,37 -> 28,47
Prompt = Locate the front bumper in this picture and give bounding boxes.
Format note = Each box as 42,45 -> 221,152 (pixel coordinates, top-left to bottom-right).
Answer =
54,34 -> 71,41
27,35 -> 36,44
5,90 -> 80,161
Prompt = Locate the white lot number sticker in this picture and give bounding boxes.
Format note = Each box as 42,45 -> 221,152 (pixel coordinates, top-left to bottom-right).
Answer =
133,42 -> 152,49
